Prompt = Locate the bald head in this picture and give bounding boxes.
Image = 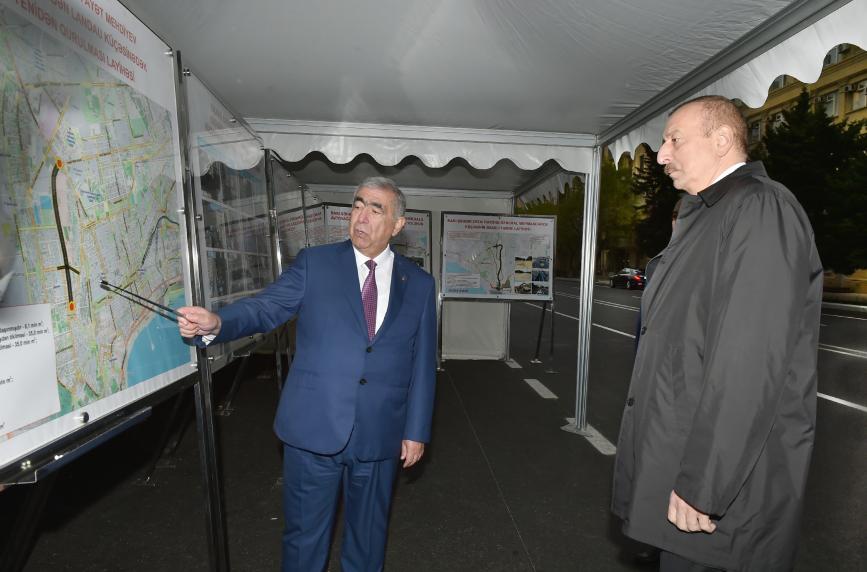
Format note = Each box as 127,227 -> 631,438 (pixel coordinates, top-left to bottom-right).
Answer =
672,96 -> 749,160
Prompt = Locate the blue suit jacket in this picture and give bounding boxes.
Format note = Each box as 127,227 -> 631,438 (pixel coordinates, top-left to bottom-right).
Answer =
209,240 -> 437,461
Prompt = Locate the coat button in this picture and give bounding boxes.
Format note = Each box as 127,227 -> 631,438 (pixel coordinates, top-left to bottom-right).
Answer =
359,379 -> 367,385
366,346 -> 372,353
626,397 -> 635,407
640,326 -> 647,335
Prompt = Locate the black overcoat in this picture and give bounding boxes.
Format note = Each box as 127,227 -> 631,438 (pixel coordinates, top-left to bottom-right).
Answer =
612,162 -> 823,571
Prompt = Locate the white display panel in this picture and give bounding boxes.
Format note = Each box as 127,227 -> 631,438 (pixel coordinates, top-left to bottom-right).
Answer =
0,0 -> 193,471
441,213 -> 555,301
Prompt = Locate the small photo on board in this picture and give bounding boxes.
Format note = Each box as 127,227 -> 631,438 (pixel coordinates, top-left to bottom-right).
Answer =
514,256 -> 533,271
514,270 -> 531,283
532,284 -> 549,296
514,282 -> 533,295
532,270 -> 549,282
532,256 -> 550,269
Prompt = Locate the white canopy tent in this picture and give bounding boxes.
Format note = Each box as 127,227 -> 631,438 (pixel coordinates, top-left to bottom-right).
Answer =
122,0 -> 864,427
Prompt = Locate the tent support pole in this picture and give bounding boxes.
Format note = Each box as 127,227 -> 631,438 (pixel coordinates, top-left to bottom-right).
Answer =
564,145 -> 601,435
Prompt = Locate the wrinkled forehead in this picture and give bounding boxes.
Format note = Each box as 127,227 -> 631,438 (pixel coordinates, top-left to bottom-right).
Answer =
664,103 -> 702,135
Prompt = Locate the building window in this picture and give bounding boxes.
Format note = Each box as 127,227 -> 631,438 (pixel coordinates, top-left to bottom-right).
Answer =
823,45 -> 842,67
851,81 -> 867,111
769,75 -> 786,91
818,93 -> 837,117
748,121 -> 761,143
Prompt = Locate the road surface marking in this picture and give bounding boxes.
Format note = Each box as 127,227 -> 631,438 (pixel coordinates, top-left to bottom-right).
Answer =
505,359 -> 523,369
522,303 -> 636,339
524,378 -> 557,399
818,393 -> 867,414
555,291 -> 640,312
819,343 -> 867,360
822,313 -> 867,321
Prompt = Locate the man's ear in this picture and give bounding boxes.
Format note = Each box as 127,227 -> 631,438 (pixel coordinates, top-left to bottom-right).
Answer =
715,125 -> 735,157
391,217 -> 406,237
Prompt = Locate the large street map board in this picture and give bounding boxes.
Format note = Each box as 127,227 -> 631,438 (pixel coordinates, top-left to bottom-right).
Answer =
0,0 -> 192,471
441,213 -> 555,300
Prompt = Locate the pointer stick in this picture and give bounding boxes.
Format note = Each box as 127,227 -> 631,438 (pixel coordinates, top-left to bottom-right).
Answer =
100,279 -> 182,323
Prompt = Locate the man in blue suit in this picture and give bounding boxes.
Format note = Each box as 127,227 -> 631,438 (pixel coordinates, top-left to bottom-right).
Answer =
178,177 -> 437,572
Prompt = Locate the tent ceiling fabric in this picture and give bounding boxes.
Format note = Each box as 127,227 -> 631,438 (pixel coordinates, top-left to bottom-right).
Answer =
282,152 -> 559,193
247,118 -> 596,173
120,0 -> 801,175
611,0 -> 866,161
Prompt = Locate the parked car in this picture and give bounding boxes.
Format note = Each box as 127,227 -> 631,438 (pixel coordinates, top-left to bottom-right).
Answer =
609,268 -> 646,289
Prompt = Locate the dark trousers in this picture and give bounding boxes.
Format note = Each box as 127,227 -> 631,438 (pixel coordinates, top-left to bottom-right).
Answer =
280,431 -> 399,572
660,551 -> 726,572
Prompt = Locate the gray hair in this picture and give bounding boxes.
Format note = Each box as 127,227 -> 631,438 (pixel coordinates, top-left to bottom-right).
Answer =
354,176 -> 406,219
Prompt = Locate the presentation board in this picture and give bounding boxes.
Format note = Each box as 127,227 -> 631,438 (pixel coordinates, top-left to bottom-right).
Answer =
0,0 -> 194,471
187,74 -> 271,311
441,213 -> 555,300
270,162 -> 305,270
392,210 -> 432,273
276,204 -> 325,261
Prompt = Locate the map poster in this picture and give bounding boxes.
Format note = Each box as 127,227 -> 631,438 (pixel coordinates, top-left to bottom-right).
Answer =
392,210 -> 431,273
0,0 -> 193,471
323,203 -> 351,244
441,213 -> 555,301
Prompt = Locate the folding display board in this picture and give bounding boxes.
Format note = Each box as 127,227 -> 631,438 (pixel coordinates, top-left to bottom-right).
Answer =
0,0 -> 193,473
440,213 -> 555,301
186,73 -> 270,311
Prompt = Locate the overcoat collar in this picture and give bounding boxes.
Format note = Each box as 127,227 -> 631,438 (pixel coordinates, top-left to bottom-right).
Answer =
697,162 -> 765,207
640,161 -> 765,318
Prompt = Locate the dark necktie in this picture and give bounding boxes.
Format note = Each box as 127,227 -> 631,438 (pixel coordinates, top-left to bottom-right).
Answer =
362,259 -> 377,340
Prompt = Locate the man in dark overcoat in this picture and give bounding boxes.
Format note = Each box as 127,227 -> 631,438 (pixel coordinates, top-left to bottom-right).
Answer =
612,95 -> 823,571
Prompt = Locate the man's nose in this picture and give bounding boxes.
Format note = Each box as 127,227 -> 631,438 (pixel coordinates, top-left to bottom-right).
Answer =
657,142 -> 671,165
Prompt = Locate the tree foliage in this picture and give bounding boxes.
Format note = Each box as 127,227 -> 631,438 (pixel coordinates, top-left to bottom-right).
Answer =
631,145 -> 682,258
755,89 -> 867,274
518,176 -> 584,276
597,151 -> 636,271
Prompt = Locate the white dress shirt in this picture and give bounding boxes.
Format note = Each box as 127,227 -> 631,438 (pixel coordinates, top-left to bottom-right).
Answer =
710,162 -> 746,186
353,245 -> 394,334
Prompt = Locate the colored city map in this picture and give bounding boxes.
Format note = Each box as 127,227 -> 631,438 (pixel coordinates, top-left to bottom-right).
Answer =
0,7 -> 190,434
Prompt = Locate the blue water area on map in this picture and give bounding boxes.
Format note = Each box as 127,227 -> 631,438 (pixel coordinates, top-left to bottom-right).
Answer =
126,291 -> 190,387
40,195 -> 52,210
446,261 -> 470,273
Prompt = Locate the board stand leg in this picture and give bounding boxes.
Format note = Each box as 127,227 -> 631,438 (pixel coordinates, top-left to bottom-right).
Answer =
135,389 -> 190,486
530,301 -> 547,364
216,354 -> 251,416
0,472 -> 58,572
544,299 -> 558,374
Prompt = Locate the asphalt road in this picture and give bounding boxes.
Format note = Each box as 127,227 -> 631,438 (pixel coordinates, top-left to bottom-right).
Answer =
508,277 -> 867,571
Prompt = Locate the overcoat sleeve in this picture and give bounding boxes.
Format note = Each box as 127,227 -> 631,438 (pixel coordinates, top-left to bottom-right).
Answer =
673,189 -> 815,516
211,247 -> 308,343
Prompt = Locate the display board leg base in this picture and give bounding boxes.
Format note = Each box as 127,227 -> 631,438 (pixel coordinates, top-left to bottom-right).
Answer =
544,367 -> 558,374
529,358 -> 542,364
215,406 -> 234,417
436,366 -> 446,372
560,418 -> 617,456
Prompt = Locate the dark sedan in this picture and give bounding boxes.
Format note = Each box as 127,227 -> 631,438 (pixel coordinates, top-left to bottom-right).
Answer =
609,268 -> 646,290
